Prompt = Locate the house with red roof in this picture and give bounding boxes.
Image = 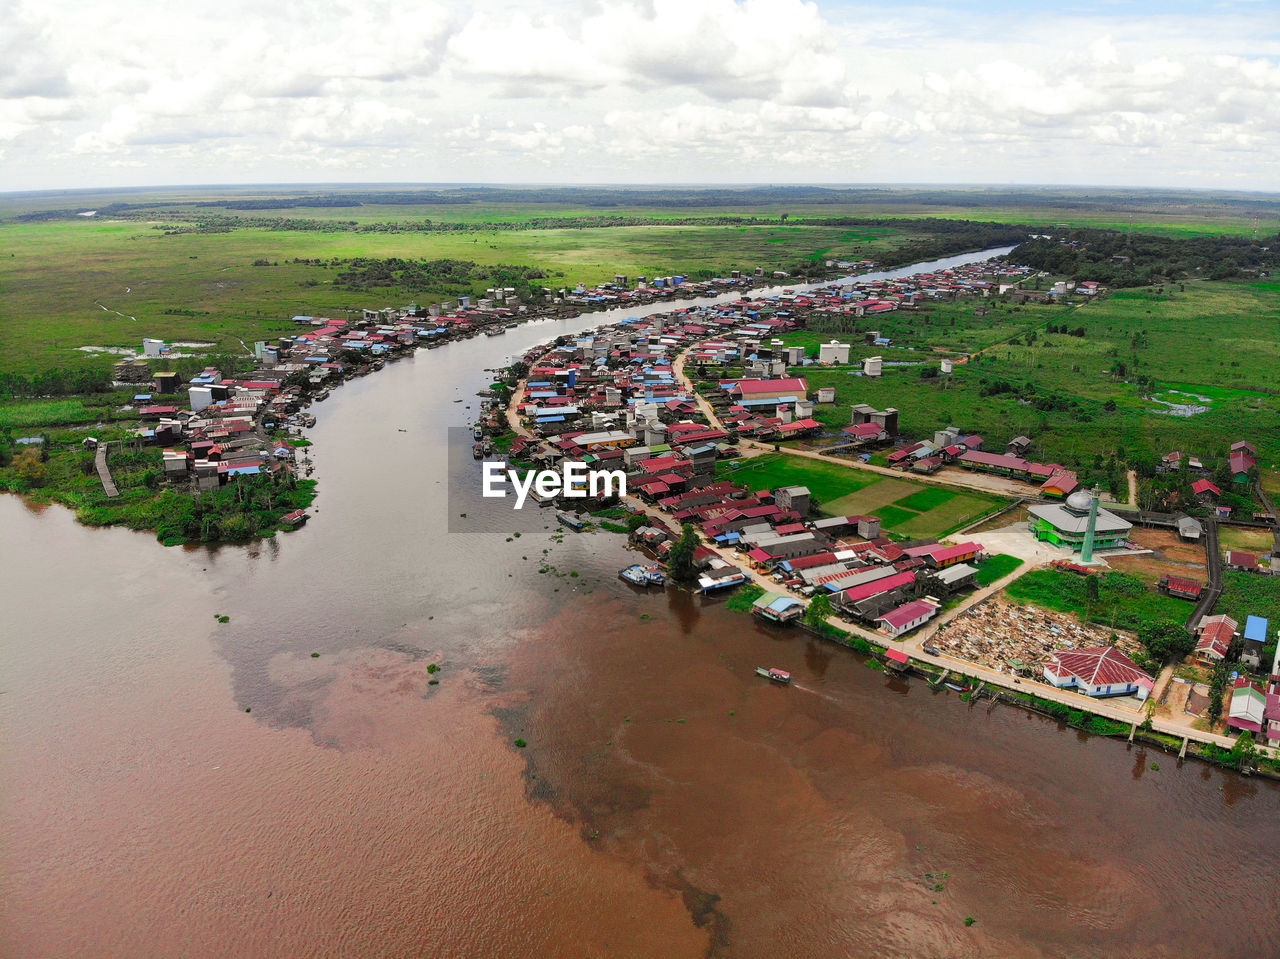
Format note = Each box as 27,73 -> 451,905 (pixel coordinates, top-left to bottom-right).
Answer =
876,599 -> 939,638
1191,478 -> 1221,500
1226,551 -> 1260,572
1041,471 -> 1079,498
728,377 -> 808,402
1195,614 -> 1238,664
1159,575 -> 1204,601
1043,647 -> 1154,700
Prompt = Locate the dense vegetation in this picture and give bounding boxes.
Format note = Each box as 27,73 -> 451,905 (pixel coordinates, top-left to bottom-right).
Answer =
1009,230 -> 1280,286
333,257 -> 550,298
0,428 -> 316,545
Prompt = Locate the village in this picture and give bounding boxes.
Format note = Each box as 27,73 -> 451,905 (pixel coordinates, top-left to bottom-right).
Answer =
480,257 -> 1280,772
70,250 -> 1280,772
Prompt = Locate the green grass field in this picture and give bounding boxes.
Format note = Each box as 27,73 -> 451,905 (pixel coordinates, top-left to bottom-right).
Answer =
1003,567 -> 1191,632
1217,572 -> 1280,631
770,278 -> 1280,485
720,453 -> 1005,538
720,453 -> 879,504
0,217 -> 926,376
974,554 -> 1024,586
6,185 -> 1273,236
0,395 -> 134,429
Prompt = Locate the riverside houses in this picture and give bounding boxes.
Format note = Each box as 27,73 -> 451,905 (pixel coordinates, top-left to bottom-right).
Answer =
502,261 -> 1021,617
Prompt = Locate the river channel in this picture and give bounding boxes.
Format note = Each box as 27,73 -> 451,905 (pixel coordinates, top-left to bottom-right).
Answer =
4,248 -> 1280,958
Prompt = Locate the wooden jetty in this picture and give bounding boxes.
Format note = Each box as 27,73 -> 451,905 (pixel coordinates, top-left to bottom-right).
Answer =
95,442 -> 119,498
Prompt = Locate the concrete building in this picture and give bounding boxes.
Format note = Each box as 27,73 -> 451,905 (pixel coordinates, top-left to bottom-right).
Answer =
818,340 -> 851,364
774,485 -> 810,516
1028,490 -> 1131,554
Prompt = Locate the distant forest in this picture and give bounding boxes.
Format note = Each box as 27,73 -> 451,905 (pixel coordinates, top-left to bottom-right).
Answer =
1008,230 -> 1280,285
14,184 -> 1280,221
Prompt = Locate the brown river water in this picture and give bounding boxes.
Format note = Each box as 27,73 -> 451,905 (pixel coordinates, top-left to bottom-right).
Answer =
5,253 -> 1280,958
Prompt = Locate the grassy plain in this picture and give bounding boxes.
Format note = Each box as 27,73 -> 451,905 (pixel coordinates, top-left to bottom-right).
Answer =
6,184 -> 1275,235
0,218 -> 925,375
1217,572 -> 1280,639
778,278 -> 1280,476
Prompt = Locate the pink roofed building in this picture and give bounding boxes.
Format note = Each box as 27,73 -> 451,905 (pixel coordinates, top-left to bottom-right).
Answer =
876,599 -> 940,638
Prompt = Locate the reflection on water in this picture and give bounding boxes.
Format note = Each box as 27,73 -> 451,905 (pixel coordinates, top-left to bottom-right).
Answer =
4,246 -> 1280,957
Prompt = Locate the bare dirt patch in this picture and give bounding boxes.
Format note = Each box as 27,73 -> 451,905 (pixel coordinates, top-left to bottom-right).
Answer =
1127,527 -> 1207,565
968,504 -> 1029,534
932,596 -> 1143,675
1108,553 -> 1206,586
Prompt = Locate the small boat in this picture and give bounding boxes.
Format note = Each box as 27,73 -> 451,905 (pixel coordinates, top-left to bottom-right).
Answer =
755,667 -> 791,685
482,440 -> 493,454
472,443 -> 484,459
485,327 -> 505,336
314,389 -> 329,401
473,426 -> 484,440
944,682 -> 971,693
556,511 -> 586,531
619,564 -> 665,587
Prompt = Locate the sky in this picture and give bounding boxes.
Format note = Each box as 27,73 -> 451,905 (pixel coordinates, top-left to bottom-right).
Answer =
2,0 -> 1279,192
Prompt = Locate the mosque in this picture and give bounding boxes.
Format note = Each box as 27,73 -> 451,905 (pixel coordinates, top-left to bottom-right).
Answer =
1028,488 -> 1132,560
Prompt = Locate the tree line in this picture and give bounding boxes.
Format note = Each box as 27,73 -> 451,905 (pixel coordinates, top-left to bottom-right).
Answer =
1008,230 -> 1280,286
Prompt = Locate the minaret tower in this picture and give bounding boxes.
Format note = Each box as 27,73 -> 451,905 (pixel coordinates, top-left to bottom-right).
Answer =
1080,486 -> 1102,563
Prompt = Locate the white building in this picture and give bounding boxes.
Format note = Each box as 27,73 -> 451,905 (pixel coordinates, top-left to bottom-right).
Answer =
818,340 -> 851,364
1043,647 -> 1153,700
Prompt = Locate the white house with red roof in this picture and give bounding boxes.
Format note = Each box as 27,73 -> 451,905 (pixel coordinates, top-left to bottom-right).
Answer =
1043,647 -> 1154,700
876,599 -> 939,638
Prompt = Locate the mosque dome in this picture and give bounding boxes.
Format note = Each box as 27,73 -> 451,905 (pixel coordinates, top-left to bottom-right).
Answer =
1065,490 -> 1094,514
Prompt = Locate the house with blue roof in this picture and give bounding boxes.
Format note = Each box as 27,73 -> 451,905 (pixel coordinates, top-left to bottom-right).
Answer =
1243,615 -> 1271,669
752,592 -> 804,624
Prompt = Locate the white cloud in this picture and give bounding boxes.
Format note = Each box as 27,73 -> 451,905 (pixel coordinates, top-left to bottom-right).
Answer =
1,0 -> 1278,189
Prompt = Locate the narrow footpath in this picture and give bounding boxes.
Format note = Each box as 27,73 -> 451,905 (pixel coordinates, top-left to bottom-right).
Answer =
95,443 -> 119,498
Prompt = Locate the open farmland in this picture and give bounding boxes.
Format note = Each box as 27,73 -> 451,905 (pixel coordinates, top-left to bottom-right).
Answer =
779,277 -> 1280,483
8,184 -> 1275,236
